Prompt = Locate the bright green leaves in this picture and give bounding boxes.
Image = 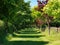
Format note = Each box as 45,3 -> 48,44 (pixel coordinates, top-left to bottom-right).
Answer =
0,20 -> 4,27
31,7 -> 41,19
43,0 -> 60,19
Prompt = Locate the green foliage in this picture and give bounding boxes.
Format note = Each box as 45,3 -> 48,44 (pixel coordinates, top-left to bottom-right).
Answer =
31,6 -> 42,19
12,1 -> 32,29
0,0 -> 32,44
0,0 -> 32,30
43,0 -> 60,19
0,0 -> 60,44
50,18 -> 60,27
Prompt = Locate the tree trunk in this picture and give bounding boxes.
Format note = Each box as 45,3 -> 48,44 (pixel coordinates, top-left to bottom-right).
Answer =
48,23 -> 50,35
57,27 -> 58,33
13,24 -> 17,32
5,19 -> 9,33
47,17 -> 50,35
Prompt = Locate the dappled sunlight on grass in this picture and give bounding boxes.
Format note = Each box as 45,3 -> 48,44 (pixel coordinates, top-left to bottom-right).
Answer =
5,27 -> 60,45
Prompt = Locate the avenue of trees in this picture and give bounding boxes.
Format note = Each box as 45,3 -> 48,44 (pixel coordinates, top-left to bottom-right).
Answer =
0,0 -> 60,44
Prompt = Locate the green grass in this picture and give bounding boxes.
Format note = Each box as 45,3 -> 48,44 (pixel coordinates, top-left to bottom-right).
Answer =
4,27 -> 60,45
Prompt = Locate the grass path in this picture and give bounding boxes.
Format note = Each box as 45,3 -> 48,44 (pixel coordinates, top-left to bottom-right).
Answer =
5,27 -> 60,45
6,33 -> 49,45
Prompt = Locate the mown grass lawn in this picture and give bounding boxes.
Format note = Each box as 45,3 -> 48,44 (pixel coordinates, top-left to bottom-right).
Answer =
4,27 -> 60,45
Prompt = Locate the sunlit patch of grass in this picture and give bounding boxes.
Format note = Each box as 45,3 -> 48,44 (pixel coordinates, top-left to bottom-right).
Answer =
41,28 -> 60,42
48,41 -> 60,45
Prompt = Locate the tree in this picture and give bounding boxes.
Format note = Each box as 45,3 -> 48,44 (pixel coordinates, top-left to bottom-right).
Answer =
31,6 -> 46,29
43,0 -> 60,34
13,1 -> 32,29
0,0 -> 32,31
0,0 -> 32,44
43,0 -> 60,18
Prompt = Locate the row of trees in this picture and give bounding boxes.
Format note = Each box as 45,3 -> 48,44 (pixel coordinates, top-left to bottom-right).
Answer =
0,0 -> 60,44
31,0 -> 60,34
0,0 -> 33,44
0,0 -> 32,32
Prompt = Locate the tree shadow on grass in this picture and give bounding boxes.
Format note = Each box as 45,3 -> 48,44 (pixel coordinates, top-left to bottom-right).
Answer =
6,41 -> 49,45
13,34 -> 45,38
16,31 -> 41,34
